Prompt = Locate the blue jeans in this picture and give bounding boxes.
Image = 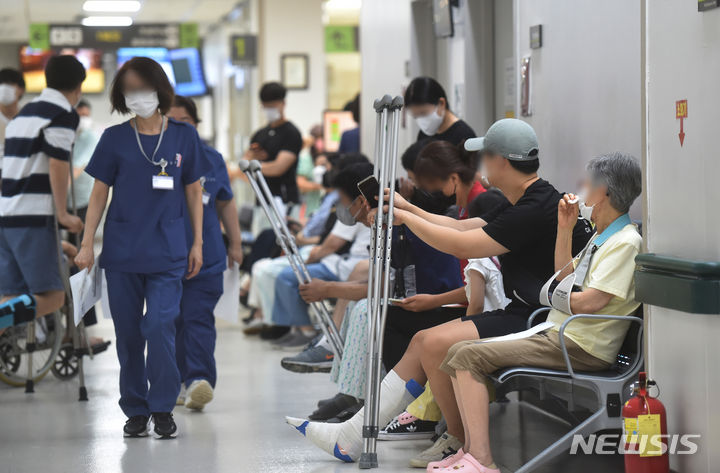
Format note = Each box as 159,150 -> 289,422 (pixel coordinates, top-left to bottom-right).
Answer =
272,263 -> 338,327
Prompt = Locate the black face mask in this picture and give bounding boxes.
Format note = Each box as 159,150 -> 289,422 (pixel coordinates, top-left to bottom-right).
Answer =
411,189 -> 456,215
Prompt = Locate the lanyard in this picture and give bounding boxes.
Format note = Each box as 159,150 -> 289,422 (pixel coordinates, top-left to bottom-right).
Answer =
133,115 -> 168,172
571,213 -> 632,287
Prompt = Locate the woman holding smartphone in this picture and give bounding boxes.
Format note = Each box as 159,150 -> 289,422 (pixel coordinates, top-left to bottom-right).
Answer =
75,57 -> 208,439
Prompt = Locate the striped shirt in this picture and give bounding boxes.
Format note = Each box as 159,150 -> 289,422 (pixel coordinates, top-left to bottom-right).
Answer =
0,88 -> 79,227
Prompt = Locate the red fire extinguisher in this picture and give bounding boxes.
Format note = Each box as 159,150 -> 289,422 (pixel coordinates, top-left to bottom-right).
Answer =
622,372 -> 670,473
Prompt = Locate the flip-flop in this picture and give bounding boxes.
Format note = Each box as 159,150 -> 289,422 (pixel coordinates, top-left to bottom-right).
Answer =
437,453 -> 500,473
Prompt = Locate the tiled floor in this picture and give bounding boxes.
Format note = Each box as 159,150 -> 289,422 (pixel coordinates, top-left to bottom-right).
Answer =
0,317 -> 624,473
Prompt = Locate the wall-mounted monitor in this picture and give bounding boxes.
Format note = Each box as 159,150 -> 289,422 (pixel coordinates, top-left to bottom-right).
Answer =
117,47 -> 176,84
19,46 -> 105,94
169,48 -> 207,97
433,0 -> 454,38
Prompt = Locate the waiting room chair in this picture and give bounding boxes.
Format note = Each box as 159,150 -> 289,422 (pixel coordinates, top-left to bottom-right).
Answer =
488,307 -> 644,472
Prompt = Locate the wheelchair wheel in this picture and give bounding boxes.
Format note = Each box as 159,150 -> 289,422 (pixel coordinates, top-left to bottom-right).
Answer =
0,311 -> 63,387
51,343 -> 79,380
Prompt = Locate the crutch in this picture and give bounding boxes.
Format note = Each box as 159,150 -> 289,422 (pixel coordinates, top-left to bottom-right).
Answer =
50,151 -> 91,400
238,159 -> 344,361
359,94 -> 403,469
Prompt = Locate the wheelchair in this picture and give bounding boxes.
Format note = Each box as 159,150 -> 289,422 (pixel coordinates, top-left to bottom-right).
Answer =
0,310 -> 64,387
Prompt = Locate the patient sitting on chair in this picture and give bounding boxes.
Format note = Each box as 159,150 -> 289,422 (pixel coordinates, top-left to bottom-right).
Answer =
432,152 -> 642,473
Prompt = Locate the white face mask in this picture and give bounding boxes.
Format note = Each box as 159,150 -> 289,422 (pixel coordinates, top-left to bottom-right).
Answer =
125,91 -> 159,119
78,116 -> 93,131
577,191 -> 595,222
0,84 -> 16,106
415,106 -> 444,136
263,107 -> 281,123
312,165 -> 326,185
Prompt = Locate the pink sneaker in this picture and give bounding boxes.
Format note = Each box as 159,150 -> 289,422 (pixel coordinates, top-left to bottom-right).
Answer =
437,452 -> 500,473
426,448 -> 464,471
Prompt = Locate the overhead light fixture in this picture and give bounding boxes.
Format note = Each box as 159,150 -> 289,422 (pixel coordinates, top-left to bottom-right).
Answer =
82,1 -> 141,13
81,16 -> 134,26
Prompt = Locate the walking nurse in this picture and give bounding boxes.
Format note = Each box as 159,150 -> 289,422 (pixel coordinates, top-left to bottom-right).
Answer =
167,96 -> 243,411
75,57 -> 208,439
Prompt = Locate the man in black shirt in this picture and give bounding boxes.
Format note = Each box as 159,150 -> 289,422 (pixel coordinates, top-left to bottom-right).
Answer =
247,82 -> 303,204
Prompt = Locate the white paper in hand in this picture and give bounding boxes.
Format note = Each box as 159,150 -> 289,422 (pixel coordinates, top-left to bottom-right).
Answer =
100,269 -> 112,320
214,263 -> 241,323
69,266 -> 103,326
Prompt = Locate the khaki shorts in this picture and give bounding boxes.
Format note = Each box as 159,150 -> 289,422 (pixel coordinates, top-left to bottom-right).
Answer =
440,331 -> 611,383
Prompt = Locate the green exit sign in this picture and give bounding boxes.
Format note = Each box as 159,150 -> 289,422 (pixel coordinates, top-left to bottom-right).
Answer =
325,26 -> 358,53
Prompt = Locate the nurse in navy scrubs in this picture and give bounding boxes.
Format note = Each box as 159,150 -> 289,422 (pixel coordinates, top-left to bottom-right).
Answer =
166,96 -> 243,412
75,57 -> 208,439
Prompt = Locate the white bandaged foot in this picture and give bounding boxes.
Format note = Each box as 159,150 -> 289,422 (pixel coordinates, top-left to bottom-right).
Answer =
285,370 -> 424,462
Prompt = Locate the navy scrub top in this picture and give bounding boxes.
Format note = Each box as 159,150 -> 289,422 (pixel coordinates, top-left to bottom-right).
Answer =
85,118 -> 209,274
184,141 -> 234,277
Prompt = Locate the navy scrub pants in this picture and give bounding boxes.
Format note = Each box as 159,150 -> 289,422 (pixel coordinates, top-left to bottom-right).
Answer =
106,267 -> 184,417
176,271 -> 223,388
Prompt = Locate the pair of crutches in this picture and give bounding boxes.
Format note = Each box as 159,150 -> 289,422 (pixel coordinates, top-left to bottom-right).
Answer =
360,95 -> 403,469
239,159 -> 344,361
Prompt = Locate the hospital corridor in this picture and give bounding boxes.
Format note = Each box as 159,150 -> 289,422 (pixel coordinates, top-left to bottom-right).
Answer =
0,1 -> 718,473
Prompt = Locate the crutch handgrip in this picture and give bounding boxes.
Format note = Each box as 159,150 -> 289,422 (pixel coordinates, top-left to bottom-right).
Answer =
390,96 -> 404,110
249,160 -> 263,172
373,94 -> 393,112
238,159 -> 252,172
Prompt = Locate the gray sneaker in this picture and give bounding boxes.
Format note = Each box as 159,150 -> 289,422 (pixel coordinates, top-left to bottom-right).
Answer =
281,345 -> 335,373
273,332 -> 316,351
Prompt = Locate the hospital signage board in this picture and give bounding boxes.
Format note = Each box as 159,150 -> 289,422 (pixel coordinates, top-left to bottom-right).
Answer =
698,0 -> 719,11
230,35 -> 257,65
30,23 -> 199,50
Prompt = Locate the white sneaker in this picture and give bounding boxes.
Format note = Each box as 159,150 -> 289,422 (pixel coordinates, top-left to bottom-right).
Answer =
185,379 -> 214,411
176,384 -> 186,406
408,432 -> 463,468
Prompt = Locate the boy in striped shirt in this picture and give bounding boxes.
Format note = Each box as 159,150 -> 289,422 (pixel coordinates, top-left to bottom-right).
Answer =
0,55 -> 86,331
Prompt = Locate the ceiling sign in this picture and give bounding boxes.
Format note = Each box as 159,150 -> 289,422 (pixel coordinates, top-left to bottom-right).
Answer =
30,23 -> 198,50
325,26 -> 358,53
698,0 -> 719,11
230,35 -> 257,65
676,99 -> 687,146
29,23 -> 50,50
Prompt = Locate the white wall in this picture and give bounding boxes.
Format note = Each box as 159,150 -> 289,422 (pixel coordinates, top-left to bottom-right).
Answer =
493,0 -> 514,119
514,0 -> 642,214
645,2 -> 720,472
407,0 -> 494,150
359,0 -> 414,157
259,0 -> 326,136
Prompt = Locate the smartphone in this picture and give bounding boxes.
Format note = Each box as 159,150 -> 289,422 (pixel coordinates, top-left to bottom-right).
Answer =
387,298 -> 404,305
357,175 -> 380,208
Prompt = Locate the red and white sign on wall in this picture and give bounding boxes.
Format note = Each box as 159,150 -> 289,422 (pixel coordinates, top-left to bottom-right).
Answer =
676,99 -> 688,146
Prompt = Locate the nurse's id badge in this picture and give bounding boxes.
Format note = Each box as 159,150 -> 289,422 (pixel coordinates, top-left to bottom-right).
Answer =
152,160 -> 174,190
153,174 -> 174,190
200,176 -> 210,204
